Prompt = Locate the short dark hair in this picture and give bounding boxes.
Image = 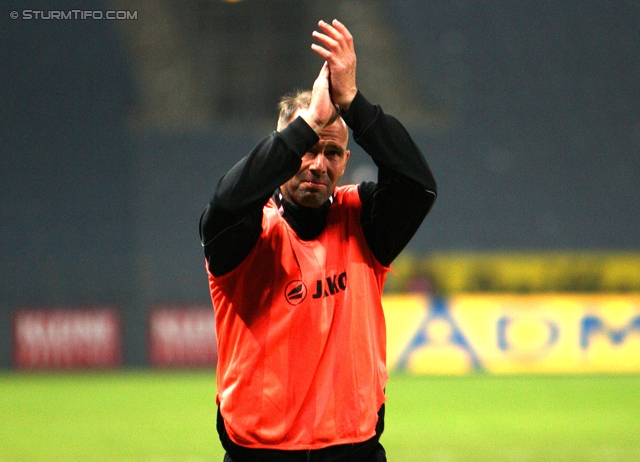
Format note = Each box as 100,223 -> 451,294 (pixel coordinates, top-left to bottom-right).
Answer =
277,90 -> 312,130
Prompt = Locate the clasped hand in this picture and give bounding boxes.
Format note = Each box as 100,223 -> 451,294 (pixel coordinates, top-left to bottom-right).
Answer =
300,19 -> 358,133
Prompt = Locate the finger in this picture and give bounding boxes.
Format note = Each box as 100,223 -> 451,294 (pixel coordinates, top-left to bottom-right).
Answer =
312,30 -> 340,52
331,19 -> 353,41
315,21 -> 354,58
319,61 -> 330,77
312,61 -> 329,89
317,20 -> 343,41
311,43 -> 331,60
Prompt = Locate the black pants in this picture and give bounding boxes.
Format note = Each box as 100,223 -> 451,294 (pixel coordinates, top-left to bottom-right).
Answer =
218,405 -> 387,462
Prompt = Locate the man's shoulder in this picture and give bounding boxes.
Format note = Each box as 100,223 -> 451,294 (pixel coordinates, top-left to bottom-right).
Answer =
334,184 -> 360,205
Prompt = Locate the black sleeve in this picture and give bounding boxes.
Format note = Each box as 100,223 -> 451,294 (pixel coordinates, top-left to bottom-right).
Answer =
199,117 -> 319,276
343,91 -> 437,267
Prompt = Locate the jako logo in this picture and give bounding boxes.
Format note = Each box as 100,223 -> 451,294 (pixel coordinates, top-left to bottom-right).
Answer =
285,280 -> 307,306
312,272 -> 347,299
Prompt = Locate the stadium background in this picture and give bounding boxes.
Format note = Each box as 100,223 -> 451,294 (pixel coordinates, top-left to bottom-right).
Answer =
1,0 -> 639,460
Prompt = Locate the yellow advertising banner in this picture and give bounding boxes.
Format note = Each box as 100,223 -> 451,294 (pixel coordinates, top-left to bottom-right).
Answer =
384,294 -> 640,375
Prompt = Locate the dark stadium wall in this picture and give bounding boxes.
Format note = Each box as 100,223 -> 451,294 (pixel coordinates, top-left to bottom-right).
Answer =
1,0 -> 138,367
385,0 -> 640,250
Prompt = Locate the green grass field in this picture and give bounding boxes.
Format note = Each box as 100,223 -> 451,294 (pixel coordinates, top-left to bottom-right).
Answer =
1,371 -> 639,462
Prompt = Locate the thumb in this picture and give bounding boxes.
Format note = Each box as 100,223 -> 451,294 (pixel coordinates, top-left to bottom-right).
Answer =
314,61 -> 330,88
320,61 -> 330,77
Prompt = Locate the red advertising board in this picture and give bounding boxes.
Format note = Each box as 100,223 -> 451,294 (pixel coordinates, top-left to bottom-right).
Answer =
13,308 -> 122,369
148,306 -> 217,368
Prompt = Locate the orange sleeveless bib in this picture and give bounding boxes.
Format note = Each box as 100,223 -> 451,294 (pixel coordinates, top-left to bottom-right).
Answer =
207,185 -> 389,450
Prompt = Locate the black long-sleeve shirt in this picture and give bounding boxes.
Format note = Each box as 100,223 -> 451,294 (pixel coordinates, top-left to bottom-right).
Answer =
200,91 -> 437,277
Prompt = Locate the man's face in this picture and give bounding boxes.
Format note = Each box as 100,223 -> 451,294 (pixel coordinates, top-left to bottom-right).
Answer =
281,115 -> 350,208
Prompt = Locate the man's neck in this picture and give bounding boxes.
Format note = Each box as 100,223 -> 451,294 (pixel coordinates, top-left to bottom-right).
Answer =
273,189 -> 333,241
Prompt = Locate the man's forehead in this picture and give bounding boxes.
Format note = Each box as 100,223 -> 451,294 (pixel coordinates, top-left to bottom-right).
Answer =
318,122 -> 348,144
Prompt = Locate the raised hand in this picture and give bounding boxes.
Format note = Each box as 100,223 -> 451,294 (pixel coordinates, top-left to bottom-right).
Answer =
311,19 -> 357,112
297,61 -> 340,133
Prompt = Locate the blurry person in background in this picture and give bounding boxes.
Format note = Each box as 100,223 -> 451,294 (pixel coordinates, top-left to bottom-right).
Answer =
200,19 -> 436,462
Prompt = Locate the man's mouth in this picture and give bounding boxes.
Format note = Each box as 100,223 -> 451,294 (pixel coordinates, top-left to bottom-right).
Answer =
301,180 -> 326,189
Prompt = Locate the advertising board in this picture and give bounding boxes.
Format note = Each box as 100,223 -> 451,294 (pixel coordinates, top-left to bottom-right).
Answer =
385,294 -> 640,374
147,306 -> 217,368
13,308 -> 122,369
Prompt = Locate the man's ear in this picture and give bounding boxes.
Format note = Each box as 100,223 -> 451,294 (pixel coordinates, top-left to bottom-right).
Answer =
341,149 -> 351,176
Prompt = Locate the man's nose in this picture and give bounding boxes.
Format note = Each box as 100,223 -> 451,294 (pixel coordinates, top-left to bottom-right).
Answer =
309,153 -> 326,172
